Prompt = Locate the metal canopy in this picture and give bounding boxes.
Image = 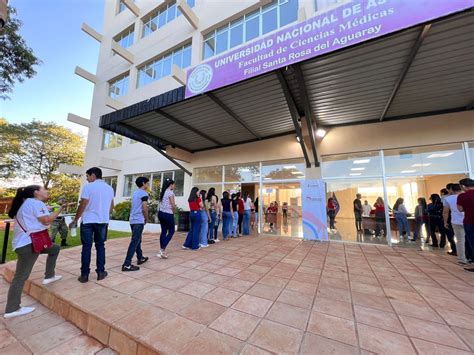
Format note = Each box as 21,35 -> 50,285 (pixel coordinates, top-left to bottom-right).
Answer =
100,10 -> 474,169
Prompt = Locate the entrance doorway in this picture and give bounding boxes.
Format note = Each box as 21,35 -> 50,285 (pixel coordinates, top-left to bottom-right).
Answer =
261,182 -> 302,238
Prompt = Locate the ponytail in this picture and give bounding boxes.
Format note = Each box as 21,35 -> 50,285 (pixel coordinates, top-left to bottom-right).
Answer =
8,185 -> 41,218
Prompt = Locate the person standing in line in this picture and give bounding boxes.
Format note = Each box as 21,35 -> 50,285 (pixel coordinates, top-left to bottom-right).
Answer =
243,193 -> 252,235
122,177 -> 150,271
427,193 -> 445,248
414,197 -> 428,242
157,178 -> 176,259
183,187 -> 202,250
49,197 -> 70,247
444,184 -> 465,263
4,186 -> 63,319
457,178 -> 474,272
393,198 -> 412,242
254,197 -> 259,230
231,193 -> 239,238
282,202 -> 289,224
441,186 -> 457,253
206,188 -> 219,243
199,190 -> 210,248
221,191 -> 233,240
69,167 -> 114,283
353,194 -> 363,232
237,192 -> 244,236
374,197 -> 386,238
327,197 -> 336,230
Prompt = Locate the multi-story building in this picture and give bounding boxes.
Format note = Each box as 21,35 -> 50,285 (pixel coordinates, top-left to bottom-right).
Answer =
70,0 -> 474,246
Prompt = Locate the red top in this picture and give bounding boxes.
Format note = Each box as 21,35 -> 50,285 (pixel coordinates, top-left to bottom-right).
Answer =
457,190 -> 474,224
267,206 -> 277,213
374,203 -> 385,213
327,200 -> 335,210
238,199 -> 245,214
189,197 -> 202,211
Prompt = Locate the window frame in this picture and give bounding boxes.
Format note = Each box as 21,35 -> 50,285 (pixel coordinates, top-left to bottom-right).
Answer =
108,72 -> 130,99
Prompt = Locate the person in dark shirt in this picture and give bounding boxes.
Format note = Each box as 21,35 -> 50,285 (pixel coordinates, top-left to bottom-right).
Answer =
427,194 -> 445,248
353,194 -> 363,231
457,178 -> 474,272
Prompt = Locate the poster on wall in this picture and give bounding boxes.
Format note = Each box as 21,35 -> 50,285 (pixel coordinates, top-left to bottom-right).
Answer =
301,180 -> 328,241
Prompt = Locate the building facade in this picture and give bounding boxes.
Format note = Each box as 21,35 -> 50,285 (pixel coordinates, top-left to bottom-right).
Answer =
74,0 -> 474,246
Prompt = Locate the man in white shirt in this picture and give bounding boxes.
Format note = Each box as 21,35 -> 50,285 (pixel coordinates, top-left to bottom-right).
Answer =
70,167 -> 114,283
444,183 -> 465,264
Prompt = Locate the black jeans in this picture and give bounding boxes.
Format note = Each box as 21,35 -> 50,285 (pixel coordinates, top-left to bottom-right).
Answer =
124,224 -> 144,266
158,211 -> 175,250
328,211 -> 335,229
80,223 -> 107,276
354,211 -> 362,231
238,213 -> 243,234
429,216 -> 445,247
375,215 -> 386,237
443,222 -> 457,253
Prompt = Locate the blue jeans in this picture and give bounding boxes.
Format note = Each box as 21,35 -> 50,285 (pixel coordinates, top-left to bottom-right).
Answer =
222,211 -> 233,239
199,211 -> 209,246
243,210 -> 251,235
124,224 -> 144,266
232,211 -> 239,237
183,211 -> 201,250
464,224 -> 474,257
80,223 -> 107,275
208,211 -> 217,240
395,214 -> 409,236
158,211 -> 175,251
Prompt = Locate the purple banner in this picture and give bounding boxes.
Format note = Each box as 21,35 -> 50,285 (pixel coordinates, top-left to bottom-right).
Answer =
185,0 -> 472,98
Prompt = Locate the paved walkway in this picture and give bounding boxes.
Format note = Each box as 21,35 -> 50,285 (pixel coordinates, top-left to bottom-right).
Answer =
1,233 -> 474,354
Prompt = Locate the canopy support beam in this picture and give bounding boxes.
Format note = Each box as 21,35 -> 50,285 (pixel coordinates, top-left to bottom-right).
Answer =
207,92 -> 261,139
293,64 -> 320,167
276,70 -> 311,168
380,24 -> 431,121
156,109 -> 222,146
113,122 -> 192,176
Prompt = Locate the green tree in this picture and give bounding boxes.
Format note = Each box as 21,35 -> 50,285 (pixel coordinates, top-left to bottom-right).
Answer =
48,173 -> 81,204
0,119 -> 84,188
0,7 -> 41,99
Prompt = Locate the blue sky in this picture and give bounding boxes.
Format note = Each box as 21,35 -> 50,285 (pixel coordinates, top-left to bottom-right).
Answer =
0,0 -> 105,135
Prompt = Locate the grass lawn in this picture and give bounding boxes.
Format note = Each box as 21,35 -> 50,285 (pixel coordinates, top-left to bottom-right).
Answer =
0,224 -> 130,262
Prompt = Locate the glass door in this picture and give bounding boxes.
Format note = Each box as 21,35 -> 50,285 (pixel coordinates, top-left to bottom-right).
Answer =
261,182 -> 302,237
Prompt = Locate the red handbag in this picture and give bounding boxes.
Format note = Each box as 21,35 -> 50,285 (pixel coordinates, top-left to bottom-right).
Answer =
15,218 -> 52,253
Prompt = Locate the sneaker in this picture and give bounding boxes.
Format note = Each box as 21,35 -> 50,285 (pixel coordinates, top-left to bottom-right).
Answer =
77,275 -> 89,283
447,251 -> 457,256
42,275 -> 62,285
4,306 -> 35,319
157,251 -> 169,259
458,260 -> 468,265
122,264 -> 140,272
464,267 -> 474,273
182,246 -> 190,250
214,239 -> 220,243
200,244 -> 209,248
137,257 -> 149,265
97,271 -> 108,281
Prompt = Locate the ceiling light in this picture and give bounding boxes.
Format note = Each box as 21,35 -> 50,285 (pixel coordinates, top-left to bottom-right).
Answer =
264,178 -> 272,180
316,129 -> 327,138
350,173 -> 362,176
351,167 -> 365,171
291,171 -> 304,175
411,163 -> 431,167
427,152 -> 454,159
283,165 -> 297,169
240,168 -> 250,172
353,159 -> 370,164
253,173 -> 260,177
401,170 -> 416,173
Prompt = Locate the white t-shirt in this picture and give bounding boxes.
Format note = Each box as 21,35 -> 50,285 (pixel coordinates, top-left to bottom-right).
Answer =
13,198 -> 50,250
244,197 -> 252,210
443,194 -> 464,225
159,188 -> 175,214
362,204 -> 372,217
81,180 -> 114,224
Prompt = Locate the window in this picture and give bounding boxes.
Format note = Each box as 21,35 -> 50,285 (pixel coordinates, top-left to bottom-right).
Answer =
203,0 -> 298,59
262,159 -> 306,180
102,131 -> 123,150
118,0 -> 135,14
123,170 -> 185,197
114,25 -> 134,49
108,73 -> 129,98
103,177 -> 118,196
315,0 -> 344,13
321,151 -> 382,179
142,0 -> 196,38
137,43 -> 192,87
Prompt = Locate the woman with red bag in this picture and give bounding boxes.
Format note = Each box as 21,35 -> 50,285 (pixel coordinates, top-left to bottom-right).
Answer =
4,185 -> 64,319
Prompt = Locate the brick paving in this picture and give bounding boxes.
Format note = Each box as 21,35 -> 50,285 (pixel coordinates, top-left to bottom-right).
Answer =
1,232 -> 474,354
